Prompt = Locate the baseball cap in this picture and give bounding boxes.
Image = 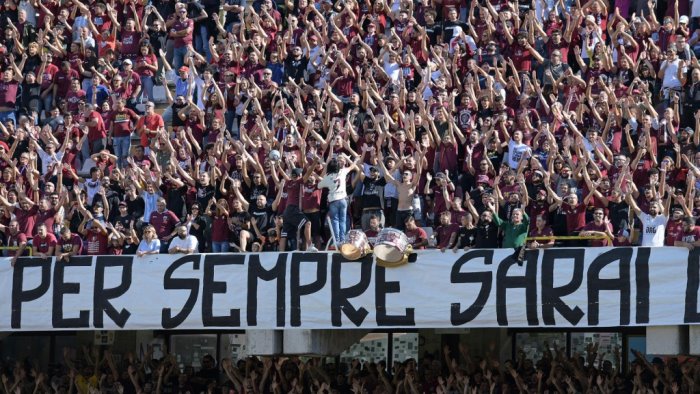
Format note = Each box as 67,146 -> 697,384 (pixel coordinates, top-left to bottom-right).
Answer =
179,66 -> 189,73
291,168 -> 303,177
122,59 -> 132,66
118,201 -> 127,207
680,15 -> 690,24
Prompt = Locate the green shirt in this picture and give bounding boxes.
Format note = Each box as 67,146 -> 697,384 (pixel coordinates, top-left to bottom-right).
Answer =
493,211 -> 530,248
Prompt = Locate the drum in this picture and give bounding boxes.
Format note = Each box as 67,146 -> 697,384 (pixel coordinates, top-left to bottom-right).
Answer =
339,230 -> 371,260
374,228 -> 412,267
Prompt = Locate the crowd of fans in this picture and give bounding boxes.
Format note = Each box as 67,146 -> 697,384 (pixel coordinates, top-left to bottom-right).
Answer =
0,343 -> 695,394
2,0 -> 700,258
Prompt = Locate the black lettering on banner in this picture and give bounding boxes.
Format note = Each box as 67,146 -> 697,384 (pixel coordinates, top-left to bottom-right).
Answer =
587,248 -> 632,326
247,253 -> 286,327
496,250 -> 539,326
290,253 -> 328,327
375,265 -> 415,326
685,248 -> 700,323
11,258 -> 51,329
53,257 -> 92,328
331,254 -> 372,327
541,249 -> 584,325
203,254 -> 244,327
161,255 -> 201,329
635,248 -> 650,324
93,256 -> 133,328
450,250 -> 493,326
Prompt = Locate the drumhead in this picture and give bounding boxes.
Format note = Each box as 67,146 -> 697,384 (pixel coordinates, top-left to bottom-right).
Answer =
340,244 -> 362,260
374,245 -> 404,263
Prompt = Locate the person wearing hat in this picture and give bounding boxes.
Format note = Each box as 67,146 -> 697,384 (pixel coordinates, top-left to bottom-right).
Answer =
119,58 -> 142,111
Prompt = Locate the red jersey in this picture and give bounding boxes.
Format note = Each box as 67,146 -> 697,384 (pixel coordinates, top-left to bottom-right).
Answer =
676,226 -> 700,244
14,205 -> 38,237
86,110 -> 107,142
211,215 -> 229,242
404,227 -> 428,249
582,221 -> 613,246
0,80 -> 18,108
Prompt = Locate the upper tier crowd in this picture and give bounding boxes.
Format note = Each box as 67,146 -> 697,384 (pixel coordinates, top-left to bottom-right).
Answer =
1,0 -> 700,260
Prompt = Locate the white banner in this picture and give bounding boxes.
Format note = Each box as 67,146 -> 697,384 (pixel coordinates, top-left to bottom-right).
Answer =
1,247 -> 700,331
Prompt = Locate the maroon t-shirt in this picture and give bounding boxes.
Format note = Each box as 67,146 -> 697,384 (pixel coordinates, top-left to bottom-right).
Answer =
582,221 -> 613,246
676,226 -> 700,244
285,179 -> 303,208
54,69 -> 79,97
5,230 -> 27,255
172,18 -> 194,48
35,208 -> 56,236
365,229 -> 379,246
211,215 -> 229,242
301,183 -> 321,211
34,233 -> 57,253
58,234 -> 83,255
15,205 -> 38,238
109,108 -> 139,138
0,80 -> 19,108
562,203 -> 586,234
149,209 -> 180,239
435,223 -> 459,248
120,30 -> 141,58
665,218 -> 684,246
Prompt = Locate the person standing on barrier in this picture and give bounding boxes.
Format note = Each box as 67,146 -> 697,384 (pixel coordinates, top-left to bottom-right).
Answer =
377,151 -> 423,231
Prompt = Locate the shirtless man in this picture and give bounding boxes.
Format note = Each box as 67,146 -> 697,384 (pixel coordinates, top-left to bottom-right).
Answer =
378,151 -> 423,231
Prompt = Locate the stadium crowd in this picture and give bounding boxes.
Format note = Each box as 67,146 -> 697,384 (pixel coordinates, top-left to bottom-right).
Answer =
0,343 -> 694,394
0,0 -> 699,258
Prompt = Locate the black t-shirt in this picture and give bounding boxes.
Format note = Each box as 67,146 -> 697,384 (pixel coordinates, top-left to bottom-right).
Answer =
249,204 -> 274,233
284,56 -> 308,83
457,226 -> 477,248
475,221 -> 499,248
195,182 -> 216,208
607,200 -> 630,233
171,101 -> 188,128
424,23 -> 442,46
126,196 -> 145,219
361,177 -> 387,210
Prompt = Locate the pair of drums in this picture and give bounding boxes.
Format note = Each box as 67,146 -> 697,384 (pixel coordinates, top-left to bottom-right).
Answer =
339,228 -> 412,267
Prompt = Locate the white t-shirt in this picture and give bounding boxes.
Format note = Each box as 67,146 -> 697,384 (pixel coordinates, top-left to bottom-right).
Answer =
506,140 -> 531,169
168,235 -> 199,252
318,168 -> 351,202
638,212 -> 668,247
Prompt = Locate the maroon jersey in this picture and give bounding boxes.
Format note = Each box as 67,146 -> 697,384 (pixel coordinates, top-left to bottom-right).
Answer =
85,227 -> 108,255
149,209 -> 180,239
0,80 -> 18,108
582,221 -> 613,246
35,208 -> 56,236
58,234 -> 83,255
301,182 -> 321,211
211,215 -> 229,242
666,218 -> 685,246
